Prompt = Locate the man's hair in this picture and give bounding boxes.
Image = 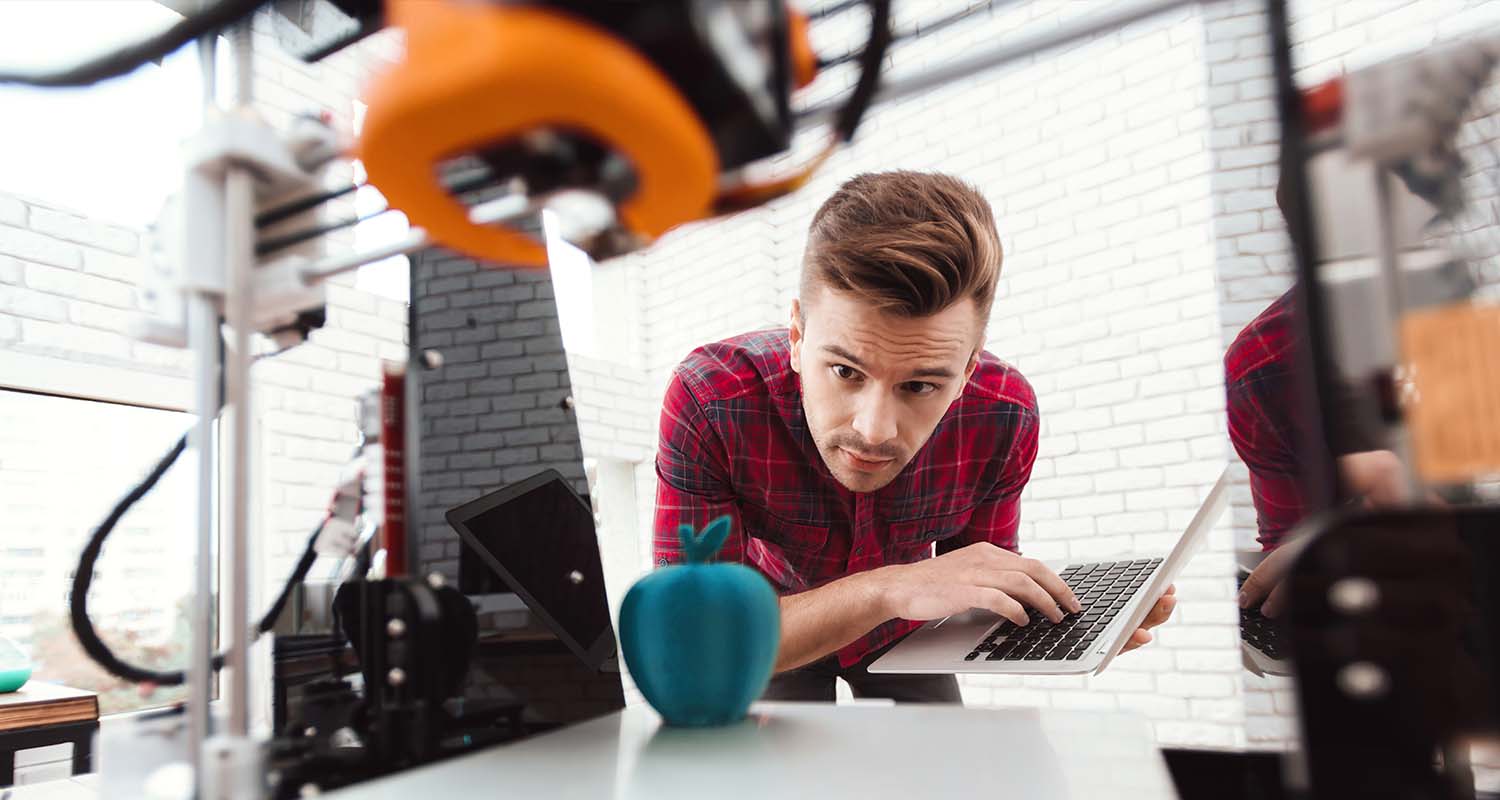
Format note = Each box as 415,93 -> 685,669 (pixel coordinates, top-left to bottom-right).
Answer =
800,170 -> 1002,319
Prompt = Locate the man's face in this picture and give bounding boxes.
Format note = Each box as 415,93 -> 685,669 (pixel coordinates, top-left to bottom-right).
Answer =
790,286 -> 982,493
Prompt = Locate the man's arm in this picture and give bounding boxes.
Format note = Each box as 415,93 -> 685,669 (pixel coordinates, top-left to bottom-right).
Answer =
775,571 -> 890,672
1227,375 -> 1306,550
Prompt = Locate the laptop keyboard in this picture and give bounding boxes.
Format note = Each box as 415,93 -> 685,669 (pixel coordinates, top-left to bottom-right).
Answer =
965,558 -> 1163,663
1236,572 -> 1287,660
1239,605 -> 1285,659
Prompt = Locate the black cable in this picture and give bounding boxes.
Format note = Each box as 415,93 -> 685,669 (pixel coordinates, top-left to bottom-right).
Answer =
256,208 -> 388,256
70,433 -> 194,685
71,439 -> 331,686
0,0 -> 266,88
256,167 -> 500,232
254,169 -> 504,256
257,518 -> 327,634
71,337 -> 331,687
818,1 -> 993,71
256,183 -> 362,229
834,0 -> 893,142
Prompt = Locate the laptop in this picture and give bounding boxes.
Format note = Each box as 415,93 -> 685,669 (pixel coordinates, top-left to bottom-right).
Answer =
869,467 -> 1230,675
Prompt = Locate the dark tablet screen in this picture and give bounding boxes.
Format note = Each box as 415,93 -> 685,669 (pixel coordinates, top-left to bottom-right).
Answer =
453,475 -> 611,661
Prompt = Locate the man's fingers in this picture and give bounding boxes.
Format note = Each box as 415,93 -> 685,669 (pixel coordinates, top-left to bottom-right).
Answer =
992,572 -> 1065,622
1012,557 -> 1081,613
1120,629 -> 1153,653
1238,566 -> 1276,608
1142,594 -> 1176,629
972,587 -> 1029,626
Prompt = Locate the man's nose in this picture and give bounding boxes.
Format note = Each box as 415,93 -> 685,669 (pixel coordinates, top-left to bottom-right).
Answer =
850,388 -> 898,447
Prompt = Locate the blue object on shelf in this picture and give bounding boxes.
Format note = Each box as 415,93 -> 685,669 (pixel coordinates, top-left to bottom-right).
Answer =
620,516 -> 780,727
0,636 -> 31,693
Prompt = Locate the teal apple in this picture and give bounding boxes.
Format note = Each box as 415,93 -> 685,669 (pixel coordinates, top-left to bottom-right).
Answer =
621,516 -> 780,727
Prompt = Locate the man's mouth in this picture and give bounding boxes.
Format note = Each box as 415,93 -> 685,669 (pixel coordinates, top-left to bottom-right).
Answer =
839,447 -> 895,472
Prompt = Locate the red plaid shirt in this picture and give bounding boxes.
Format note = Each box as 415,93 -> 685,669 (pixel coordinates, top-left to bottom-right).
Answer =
1225,291 -> 1304,550
653,328 -> 1039,668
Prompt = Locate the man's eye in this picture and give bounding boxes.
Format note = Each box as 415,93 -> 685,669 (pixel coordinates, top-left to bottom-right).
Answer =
903,382 -> 938,396
832,364 -> 860,381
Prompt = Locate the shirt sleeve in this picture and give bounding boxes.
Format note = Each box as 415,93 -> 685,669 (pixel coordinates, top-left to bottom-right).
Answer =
940,405 -> 1039,556
1227,374 -> 1306,550
652,372 -> 746,567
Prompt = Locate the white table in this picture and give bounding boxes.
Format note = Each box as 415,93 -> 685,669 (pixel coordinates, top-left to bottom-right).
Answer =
1,773 -> 96,800
327,702 -> 1178,799
4,704 -> 1179,799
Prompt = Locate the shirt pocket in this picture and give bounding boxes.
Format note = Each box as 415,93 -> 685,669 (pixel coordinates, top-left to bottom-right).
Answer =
886,508 -> 975,564
739,503 -> 836,589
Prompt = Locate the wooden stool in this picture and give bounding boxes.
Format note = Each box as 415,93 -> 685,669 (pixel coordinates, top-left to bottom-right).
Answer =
0,683 -> 100,787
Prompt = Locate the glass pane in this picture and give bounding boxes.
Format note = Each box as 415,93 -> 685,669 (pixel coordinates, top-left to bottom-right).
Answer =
0,389 -> 208,715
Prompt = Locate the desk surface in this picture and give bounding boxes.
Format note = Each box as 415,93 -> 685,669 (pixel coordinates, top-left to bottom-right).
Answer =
1,774 -> 96,800
328,702 -> 1178,799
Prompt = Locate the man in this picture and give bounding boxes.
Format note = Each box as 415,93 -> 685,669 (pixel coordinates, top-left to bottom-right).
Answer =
653,171 -> 1174,703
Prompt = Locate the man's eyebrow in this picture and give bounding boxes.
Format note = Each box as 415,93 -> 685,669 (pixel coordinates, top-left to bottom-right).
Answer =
821,345 -> 866,368
909,366 -> 958,379
821,345 -> 957,380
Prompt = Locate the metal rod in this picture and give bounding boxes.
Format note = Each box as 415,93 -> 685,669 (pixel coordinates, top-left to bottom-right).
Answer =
1373,168 -> 1425,499
187,32 -> 219,779
224,20 -> 255,740
1268,0 -> 1341,510
1374,170 -> 1412,344
795,0 -> 1200,130
301,192 -> 536,284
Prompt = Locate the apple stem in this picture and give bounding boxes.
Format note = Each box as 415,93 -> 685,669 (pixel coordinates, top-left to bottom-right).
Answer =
678,515 -> 733,563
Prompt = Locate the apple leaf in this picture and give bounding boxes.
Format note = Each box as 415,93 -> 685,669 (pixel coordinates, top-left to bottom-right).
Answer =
677,515 -> 733,563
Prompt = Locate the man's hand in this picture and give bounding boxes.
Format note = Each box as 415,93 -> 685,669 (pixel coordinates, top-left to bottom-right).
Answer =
1239,535 -> 1312,617
1339,449 -> 1412,507
873,542 -> 1081,625
1121,585 -> 1176,652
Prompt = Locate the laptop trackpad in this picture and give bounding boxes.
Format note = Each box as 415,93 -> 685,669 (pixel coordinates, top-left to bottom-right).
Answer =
924,609 -> 1003,643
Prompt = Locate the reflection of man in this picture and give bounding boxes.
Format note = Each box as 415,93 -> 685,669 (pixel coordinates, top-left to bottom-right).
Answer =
652,171 -> 1172,703
1225,291 -> 1409,546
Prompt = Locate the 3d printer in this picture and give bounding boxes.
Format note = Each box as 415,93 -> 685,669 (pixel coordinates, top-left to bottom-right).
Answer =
7,0 -> 1500,797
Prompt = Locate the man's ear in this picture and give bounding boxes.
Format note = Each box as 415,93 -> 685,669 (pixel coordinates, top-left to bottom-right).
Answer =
789,298 -> 804,373
963,348 -> 980,381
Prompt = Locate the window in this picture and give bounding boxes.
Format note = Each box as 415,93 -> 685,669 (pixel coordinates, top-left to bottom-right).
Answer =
0,389 -> 212,715
0,3 -> 202,230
